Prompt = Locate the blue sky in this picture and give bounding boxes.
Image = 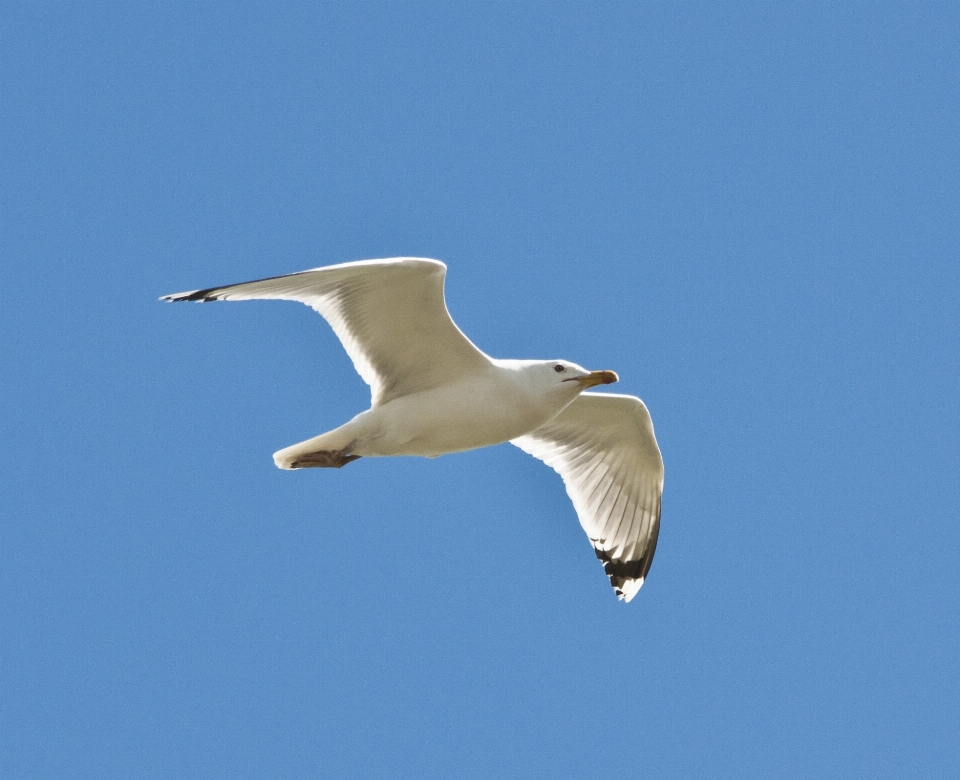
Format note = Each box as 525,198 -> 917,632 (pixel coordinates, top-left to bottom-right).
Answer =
3,3 -> 958,778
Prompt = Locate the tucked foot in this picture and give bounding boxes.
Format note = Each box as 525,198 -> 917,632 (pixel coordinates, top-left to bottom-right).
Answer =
288,450 -> 361,469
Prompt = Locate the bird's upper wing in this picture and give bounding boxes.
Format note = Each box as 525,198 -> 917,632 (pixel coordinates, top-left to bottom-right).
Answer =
161,258 -> 492,407
511,392 -> 664,602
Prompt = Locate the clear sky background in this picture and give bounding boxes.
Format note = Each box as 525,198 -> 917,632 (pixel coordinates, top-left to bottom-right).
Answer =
3,3 -> 958,778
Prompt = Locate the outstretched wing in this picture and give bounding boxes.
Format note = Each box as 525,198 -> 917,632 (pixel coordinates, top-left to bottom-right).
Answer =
161,258 -> 492,407
512,392 -> 664,602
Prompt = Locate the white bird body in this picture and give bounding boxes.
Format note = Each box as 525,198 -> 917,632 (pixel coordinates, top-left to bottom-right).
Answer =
162,258 -> 663,602
276,359 -> 583,465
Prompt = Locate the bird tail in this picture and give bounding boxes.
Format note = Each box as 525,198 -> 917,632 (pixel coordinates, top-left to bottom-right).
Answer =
273,422 -> 361,470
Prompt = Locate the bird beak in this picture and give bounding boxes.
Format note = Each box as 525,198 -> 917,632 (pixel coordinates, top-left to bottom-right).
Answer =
565,370 -> 619,388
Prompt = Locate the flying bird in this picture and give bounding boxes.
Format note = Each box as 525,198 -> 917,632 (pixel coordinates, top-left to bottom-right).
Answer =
162,258 -> 663,601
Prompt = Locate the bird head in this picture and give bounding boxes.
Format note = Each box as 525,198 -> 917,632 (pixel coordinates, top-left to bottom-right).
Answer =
533,360 -> 619,399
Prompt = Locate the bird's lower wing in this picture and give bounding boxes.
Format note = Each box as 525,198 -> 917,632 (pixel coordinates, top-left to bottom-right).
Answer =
161,258 -> 492,407
511,392 -> 664,602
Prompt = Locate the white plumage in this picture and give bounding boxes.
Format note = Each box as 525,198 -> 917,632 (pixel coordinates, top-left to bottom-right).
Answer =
162,257 -> 663,601
512,393 -> 662,601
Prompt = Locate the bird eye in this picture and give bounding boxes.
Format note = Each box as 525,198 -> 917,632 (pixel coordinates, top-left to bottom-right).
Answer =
554,364 -> 565,373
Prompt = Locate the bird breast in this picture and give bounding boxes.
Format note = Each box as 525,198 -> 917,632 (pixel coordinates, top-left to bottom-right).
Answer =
358,374 -> 566,458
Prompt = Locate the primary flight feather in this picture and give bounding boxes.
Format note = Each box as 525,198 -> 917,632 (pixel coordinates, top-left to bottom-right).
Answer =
162,257 -> 663,601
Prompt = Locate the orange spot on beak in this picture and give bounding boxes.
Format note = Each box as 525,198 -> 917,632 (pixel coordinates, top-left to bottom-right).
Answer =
570,370 -> 619,388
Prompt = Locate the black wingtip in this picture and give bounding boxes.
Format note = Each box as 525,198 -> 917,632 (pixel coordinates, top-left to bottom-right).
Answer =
160,287 -> 223,303
594,540 -> 658,600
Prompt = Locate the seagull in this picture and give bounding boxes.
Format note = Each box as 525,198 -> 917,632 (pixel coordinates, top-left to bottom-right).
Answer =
162,258 -> 663,601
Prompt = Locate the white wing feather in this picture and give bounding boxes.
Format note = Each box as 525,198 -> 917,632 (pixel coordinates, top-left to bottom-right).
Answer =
161,258 -> 492,407
512,392 -> 664,602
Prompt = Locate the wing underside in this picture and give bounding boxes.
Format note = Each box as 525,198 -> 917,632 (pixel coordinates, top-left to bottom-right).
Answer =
162,258 -> 492,407
512,392 -> 664,602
